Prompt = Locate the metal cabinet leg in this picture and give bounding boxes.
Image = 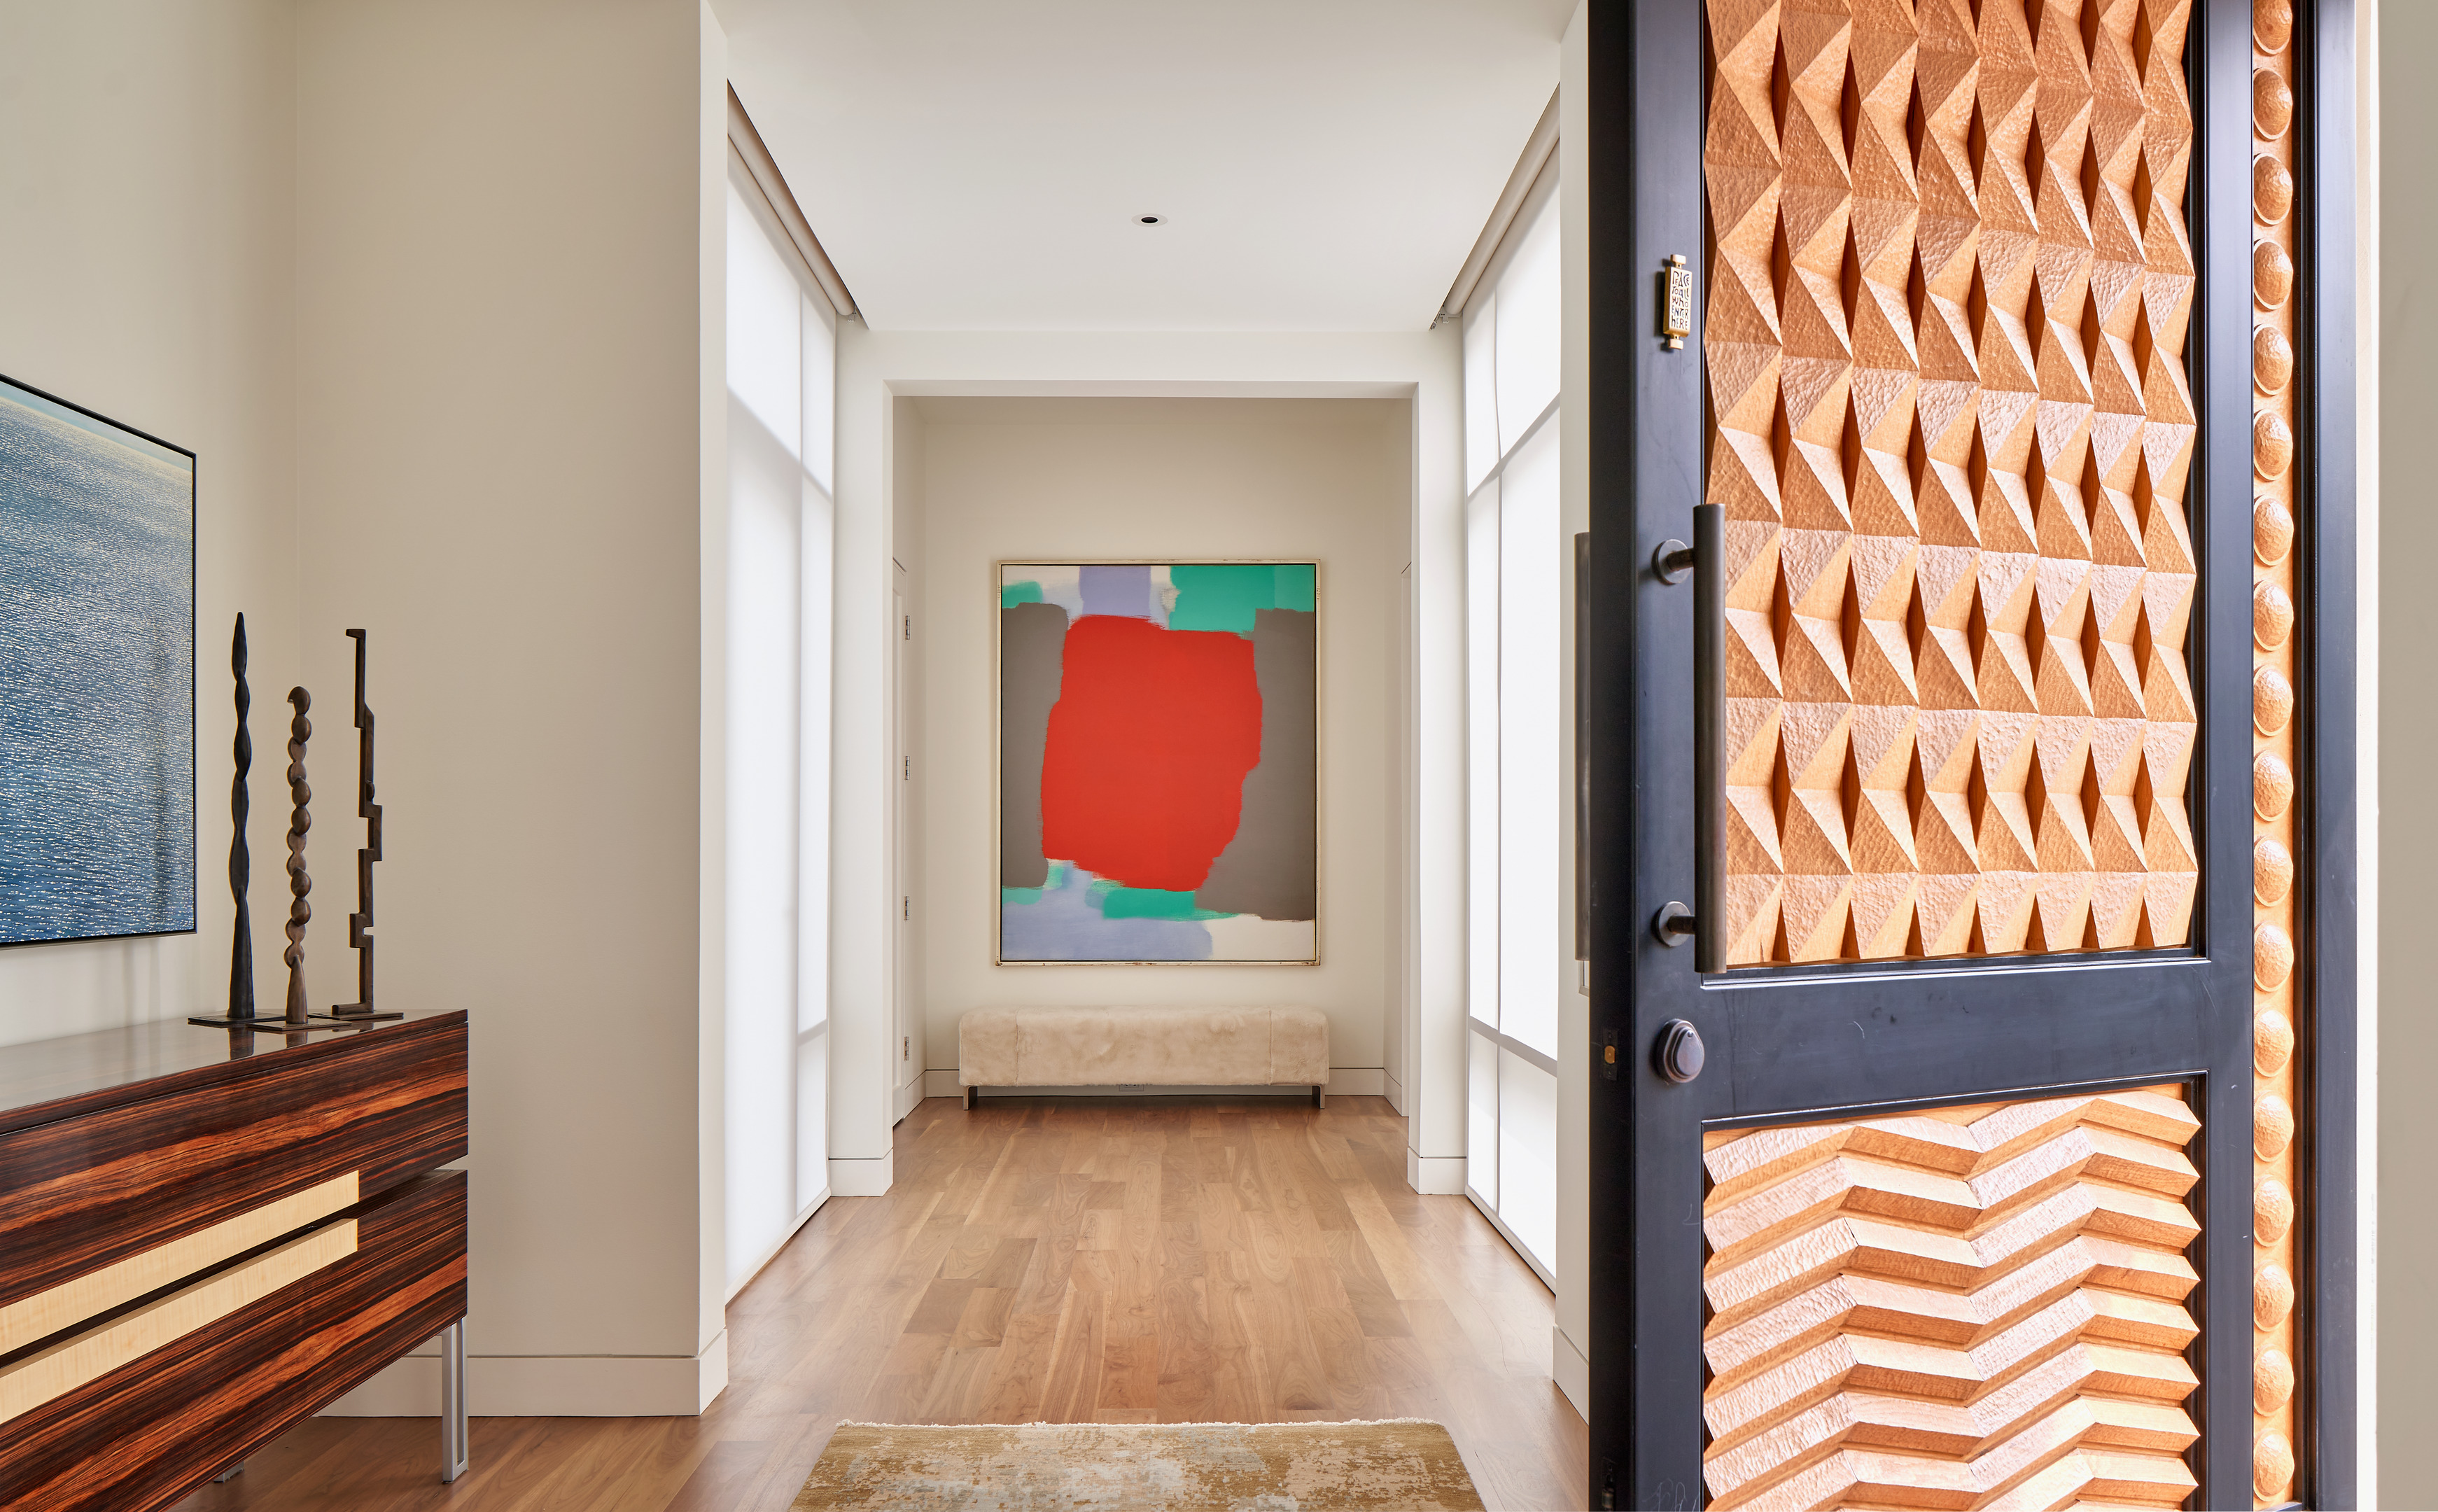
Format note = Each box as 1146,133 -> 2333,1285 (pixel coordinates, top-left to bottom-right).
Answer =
440,1319 -> 470,1483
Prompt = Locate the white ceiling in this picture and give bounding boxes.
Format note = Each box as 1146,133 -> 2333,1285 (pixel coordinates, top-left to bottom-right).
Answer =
717,1 -> 1568,332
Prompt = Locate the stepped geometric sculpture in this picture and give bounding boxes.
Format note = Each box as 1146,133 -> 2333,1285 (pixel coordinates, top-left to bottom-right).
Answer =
328,629 -> 398,1021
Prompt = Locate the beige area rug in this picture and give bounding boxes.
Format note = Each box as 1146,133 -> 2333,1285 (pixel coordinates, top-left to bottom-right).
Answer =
792,1420 -> 1487,1511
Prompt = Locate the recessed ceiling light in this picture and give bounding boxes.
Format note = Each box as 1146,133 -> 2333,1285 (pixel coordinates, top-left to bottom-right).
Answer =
1135,214 -> 1165,226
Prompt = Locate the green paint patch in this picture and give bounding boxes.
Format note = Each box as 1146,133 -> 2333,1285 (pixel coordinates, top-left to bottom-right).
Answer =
1167,564 -> 1273,634
1100,887 -> 1200,919
1001,887 -> 1042,906
1001,580 -> 1044,608
1273,564 -> 1315,612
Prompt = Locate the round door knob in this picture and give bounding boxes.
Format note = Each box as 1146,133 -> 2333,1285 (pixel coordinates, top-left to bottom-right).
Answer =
1656,1019 -> 1704,1083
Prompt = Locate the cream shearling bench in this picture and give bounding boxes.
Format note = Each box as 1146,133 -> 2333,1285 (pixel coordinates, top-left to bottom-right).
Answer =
959,1005 -> 1331,1109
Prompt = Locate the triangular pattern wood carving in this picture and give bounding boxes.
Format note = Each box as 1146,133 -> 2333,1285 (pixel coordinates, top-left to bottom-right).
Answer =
1700,1087 -> 2202,1510
1703,0 -> 2198,965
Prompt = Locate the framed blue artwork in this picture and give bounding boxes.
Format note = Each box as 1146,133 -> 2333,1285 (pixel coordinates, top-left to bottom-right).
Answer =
0,373 -> 195,946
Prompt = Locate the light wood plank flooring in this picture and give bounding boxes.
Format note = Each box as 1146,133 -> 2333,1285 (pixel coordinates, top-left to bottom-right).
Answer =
176,1095 -> 1587,1511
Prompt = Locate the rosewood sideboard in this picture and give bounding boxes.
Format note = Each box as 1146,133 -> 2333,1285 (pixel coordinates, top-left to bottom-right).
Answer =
0,1010 -> 468,1509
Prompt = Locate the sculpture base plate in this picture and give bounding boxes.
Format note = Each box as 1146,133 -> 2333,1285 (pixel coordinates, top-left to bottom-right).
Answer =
186,1016 -> 358,1032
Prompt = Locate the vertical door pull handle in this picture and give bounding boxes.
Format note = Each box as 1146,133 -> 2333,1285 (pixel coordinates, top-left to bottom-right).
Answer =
1692,503 -> 1725,973
1655,1019 -> 1705,1083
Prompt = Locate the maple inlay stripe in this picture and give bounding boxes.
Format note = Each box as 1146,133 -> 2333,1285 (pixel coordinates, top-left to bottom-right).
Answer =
0,1218 -> 358,1427
1700,1087 -> 2202,1510
0,1170 -> 359,1357
1703,0 -> 2198,965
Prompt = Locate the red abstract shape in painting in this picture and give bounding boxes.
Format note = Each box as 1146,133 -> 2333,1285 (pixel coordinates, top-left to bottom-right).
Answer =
1039,615 -> 1263,892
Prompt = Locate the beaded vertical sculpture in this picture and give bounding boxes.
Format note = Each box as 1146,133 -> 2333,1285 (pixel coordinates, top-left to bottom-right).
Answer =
279,687 -> 315,1027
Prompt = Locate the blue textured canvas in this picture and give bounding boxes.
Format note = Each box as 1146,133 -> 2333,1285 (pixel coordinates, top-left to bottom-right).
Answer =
0,377 -> 195,945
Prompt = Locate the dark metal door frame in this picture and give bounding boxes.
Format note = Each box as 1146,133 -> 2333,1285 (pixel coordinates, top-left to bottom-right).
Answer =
1581,0 -> 2360,1505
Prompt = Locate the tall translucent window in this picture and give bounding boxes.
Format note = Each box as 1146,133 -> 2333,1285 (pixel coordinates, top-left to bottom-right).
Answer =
1462,174 -> 1562,1284
724,162 -> 836,1296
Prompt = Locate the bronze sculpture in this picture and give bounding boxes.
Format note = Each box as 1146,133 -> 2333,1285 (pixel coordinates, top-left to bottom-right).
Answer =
329,630 -> 398,1020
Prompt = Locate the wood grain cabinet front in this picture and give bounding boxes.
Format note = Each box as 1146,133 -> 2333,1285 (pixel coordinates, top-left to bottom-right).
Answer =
0,1012 -> 469,1511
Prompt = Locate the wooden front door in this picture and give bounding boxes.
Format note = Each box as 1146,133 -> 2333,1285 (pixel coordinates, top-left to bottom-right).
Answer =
1582,0 -> 2359,1506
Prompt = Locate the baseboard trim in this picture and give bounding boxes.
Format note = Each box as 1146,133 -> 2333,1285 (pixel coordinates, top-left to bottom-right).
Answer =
893,1076 -> 923,1122
828,1151 -> 895,1196
321,1331 -> 729,1417
926,1068 -> 1387,1100
1406,1150 -> 1466,1195
1552,1324 -> 1589,1422
1382,1066 -> 1406,1116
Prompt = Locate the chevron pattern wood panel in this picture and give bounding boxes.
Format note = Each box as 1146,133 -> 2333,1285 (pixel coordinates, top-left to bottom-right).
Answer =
1703,0 -> 2199,966
1700,1087 -> 2203,1509
2248,0 -> 2302,1499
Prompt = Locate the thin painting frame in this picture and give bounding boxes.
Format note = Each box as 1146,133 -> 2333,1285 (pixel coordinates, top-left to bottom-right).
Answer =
0,370 -> 197,949
995,559 -> 1321,966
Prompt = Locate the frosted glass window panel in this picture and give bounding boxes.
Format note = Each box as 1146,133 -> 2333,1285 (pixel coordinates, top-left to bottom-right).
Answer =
727,183 -> 803,461
1497,1050 -> 1558,1273
1469,1029 -> 1500,1209
799,482 -> 834,1033
723,389 -> 802,1293
1493,192 -> 1561,456
1464,293 -> 1499,495
1465,480 -> 1501,1032
795,1026 -> 829,1214
1498,421 -> 1563,1058
801,293 -> 835,497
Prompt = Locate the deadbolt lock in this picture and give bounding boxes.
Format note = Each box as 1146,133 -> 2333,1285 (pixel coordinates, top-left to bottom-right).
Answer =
1656,1018 -> 1705,1084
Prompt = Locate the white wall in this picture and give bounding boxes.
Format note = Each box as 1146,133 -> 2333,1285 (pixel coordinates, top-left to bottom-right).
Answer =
907,398 -> 1407,1082
832,332 -> 1465,1191
0,0 -> 301,1046
294,0 -> 729,1415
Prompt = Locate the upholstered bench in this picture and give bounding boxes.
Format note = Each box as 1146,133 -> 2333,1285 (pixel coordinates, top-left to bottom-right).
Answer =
958,1005 -> 1331,1108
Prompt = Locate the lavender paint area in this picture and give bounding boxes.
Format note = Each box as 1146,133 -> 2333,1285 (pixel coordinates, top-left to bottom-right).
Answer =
1002,862 -> 1213,961
1079,563 -> 1154,620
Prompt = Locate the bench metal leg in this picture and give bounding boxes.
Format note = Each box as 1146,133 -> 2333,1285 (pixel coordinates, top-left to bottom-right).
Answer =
440,1318 -> 469,1483
964,1084 -> 979,1110
1312,1085 -> 1326,1110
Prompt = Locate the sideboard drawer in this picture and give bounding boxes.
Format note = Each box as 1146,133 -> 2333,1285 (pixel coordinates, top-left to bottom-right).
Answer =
0,1016 -> 468,1315
0,1170 -> 468,1512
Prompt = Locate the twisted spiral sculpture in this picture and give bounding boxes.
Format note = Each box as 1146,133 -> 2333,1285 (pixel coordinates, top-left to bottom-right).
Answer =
283,687 -> 313,1023
229,615 -> 254,1018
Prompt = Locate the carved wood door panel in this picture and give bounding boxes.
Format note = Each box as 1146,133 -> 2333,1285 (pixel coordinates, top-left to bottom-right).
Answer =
1578,0 -> 2354,1504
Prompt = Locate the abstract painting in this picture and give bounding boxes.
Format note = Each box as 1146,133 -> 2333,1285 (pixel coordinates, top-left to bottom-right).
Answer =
1000,562 -> 1316,963
0,374 -> 195,946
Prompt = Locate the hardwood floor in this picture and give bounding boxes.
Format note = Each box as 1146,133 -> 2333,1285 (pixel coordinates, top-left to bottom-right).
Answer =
174,1095 -> 1588,1511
